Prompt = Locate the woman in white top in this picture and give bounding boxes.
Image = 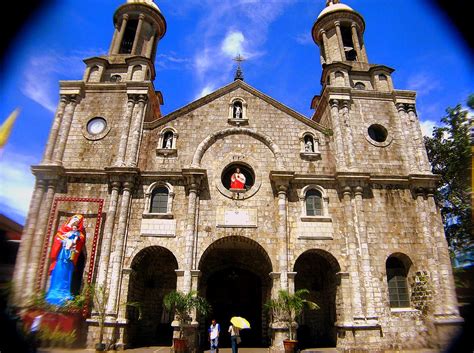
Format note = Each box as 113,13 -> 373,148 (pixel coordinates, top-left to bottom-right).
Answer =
228,323 -> 240,353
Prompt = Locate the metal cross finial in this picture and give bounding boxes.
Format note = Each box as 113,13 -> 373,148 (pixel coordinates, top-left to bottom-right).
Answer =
233,54 -> 246,81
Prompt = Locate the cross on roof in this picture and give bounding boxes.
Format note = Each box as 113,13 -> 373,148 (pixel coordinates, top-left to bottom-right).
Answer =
233,54 -> 246,81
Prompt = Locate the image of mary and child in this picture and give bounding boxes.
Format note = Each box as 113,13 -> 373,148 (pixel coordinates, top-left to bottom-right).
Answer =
209,319 -> 241,353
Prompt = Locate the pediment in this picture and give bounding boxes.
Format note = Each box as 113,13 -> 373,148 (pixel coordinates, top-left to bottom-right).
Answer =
144,80 -> 326,133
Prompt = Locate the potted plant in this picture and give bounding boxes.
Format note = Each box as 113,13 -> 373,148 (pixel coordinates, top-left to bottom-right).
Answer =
81,284 -> 108,352
163,290 -> 211,353
265,289 -> 319,353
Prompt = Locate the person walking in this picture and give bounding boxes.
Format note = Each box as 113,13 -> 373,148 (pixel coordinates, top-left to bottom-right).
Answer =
228,322 -> 241,353
209,319 -> 220,353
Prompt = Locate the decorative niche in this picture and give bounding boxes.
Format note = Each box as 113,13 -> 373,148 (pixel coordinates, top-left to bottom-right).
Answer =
300,132 -> 321,160
227,97 -> 248,126
156,127 -> 178,157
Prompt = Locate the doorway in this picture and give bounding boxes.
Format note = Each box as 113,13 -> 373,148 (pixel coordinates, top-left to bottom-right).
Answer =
294,249 -> 340,349
198,236 -> 273,349
125,246 -> 178,347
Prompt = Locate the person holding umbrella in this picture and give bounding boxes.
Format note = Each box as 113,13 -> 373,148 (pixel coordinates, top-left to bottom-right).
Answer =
228,321 -> 240,353
229,316 -> 250,353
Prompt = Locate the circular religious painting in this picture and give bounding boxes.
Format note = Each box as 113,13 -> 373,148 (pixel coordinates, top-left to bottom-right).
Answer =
221,163 -> 255,191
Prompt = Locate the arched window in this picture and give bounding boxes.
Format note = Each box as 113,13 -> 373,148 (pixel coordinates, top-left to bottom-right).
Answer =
150,187 -> 169,214
306,189 -> 323,216
386,256 -> 410,308
354,82 -> 366,90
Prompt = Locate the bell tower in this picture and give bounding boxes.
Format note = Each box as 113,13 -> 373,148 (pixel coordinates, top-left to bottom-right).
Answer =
82,0 -> 166,84
109,0 -> 166,60
312,0 -> 367,65
310,0 -> 431,174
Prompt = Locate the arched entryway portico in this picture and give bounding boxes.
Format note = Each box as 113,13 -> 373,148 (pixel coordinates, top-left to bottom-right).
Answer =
125,246 -> 178,347
294,249 -> 340,349
198,236 -> 273,348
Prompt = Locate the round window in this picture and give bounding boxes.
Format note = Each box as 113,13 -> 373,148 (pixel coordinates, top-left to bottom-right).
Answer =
221,164 -> 255,191
87,117 -> 107,135
367,124 -> 388,143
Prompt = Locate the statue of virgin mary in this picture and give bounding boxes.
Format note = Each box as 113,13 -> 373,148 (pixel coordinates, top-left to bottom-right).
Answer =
45,214 -> 86,306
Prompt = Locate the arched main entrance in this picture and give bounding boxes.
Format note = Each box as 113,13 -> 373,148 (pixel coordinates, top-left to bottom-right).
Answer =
294,249 -> 340,349
198,236 -> 273,348
125,246 -> 178,347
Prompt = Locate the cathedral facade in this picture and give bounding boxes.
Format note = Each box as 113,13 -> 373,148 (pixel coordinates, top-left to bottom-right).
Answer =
13,0 -> 463,351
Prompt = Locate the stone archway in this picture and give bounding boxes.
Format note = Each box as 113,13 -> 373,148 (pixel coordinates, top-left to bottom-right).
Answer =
125,246 -> 178,348
198,236 -> 273,349
294,249 -> 341,349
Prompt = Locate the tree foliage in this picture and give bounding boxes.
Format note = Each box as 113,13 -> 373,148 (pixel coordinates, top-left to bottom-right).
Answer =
424,95 -> 472,254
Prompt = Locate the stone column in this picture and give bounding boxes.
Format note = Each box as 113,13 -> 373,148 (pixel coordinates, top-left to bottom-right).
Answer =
396,103 -> 417,173
131,13 -> 145,55
320,29 -> 331,64
413,188 -> 442,315
335,272 -> 352,326
350,23 -> 363,62
112,14 -> 129,54
12,179 -> 46,304
53,95 -> 79,164
146,28 -> 156,58
334,21 -> 346,61
26,180 -> 56,297
109,23 -> 120,54
106,181 -> 134,318
126,95 -> 147,167
277,185 -> 289,290
329,99 -> 346,170
341,186 -> 364,319
96,181 -> 121,289
353,186 -> 377,318
42,96 -> 68,164
115,95 -> 136,166
183,182 -> 200,293
407,105 -> 431,172
341,100 -> 355,167
426,190 -> 459,316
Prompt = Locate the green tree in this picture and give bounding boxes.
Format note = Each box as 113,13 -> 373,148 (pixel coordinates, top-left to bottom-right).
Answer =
424,94 -> 472,255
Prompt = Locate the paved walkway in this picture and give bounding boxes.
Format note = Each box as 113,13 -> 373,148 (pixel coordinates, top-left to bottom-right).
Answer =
38,347 -> 439,353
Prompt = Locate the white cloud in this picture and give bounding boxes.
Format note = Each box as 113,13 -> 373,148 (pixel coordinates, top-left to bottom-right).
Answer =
0,152 -> 36,221
406,73 -> 441,96
21,49 -> 103,113
419,119 -> 437,137
195,84 -> 217,100
221,31 -> 246,57
188,0 -> 296,98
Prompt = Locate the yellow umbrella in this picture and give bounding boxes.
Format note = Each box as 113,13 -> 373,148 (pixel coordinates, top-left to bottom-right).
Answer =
231,316 -> 251,329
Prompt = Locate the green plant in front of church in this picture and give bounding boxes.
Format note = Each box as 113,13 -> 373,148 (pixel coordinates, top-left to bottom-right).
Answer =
163,290 -> 211,339
264,289 -> 319,341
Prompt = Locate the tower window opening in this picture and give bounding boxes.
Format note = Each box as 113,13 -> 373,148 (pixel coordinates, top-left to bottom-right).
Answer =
120,19 -> 138,54
368,124 -> 388,143
341,25 -> 357,61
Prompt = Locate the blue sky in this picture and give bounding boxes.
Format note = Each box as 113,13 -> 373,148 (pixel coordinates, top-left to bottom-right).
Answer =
0,0 -> 473,225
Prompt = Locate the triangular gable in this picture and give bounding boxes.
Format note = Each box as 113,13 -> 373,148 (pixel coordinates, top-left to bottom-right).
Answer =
144,80 -> 326,132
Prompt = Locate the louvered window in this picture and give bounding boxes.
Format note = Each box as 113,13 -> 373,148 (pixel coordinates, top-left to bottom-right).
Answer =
150,187 -> 168,213
306,189 -> 323,216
